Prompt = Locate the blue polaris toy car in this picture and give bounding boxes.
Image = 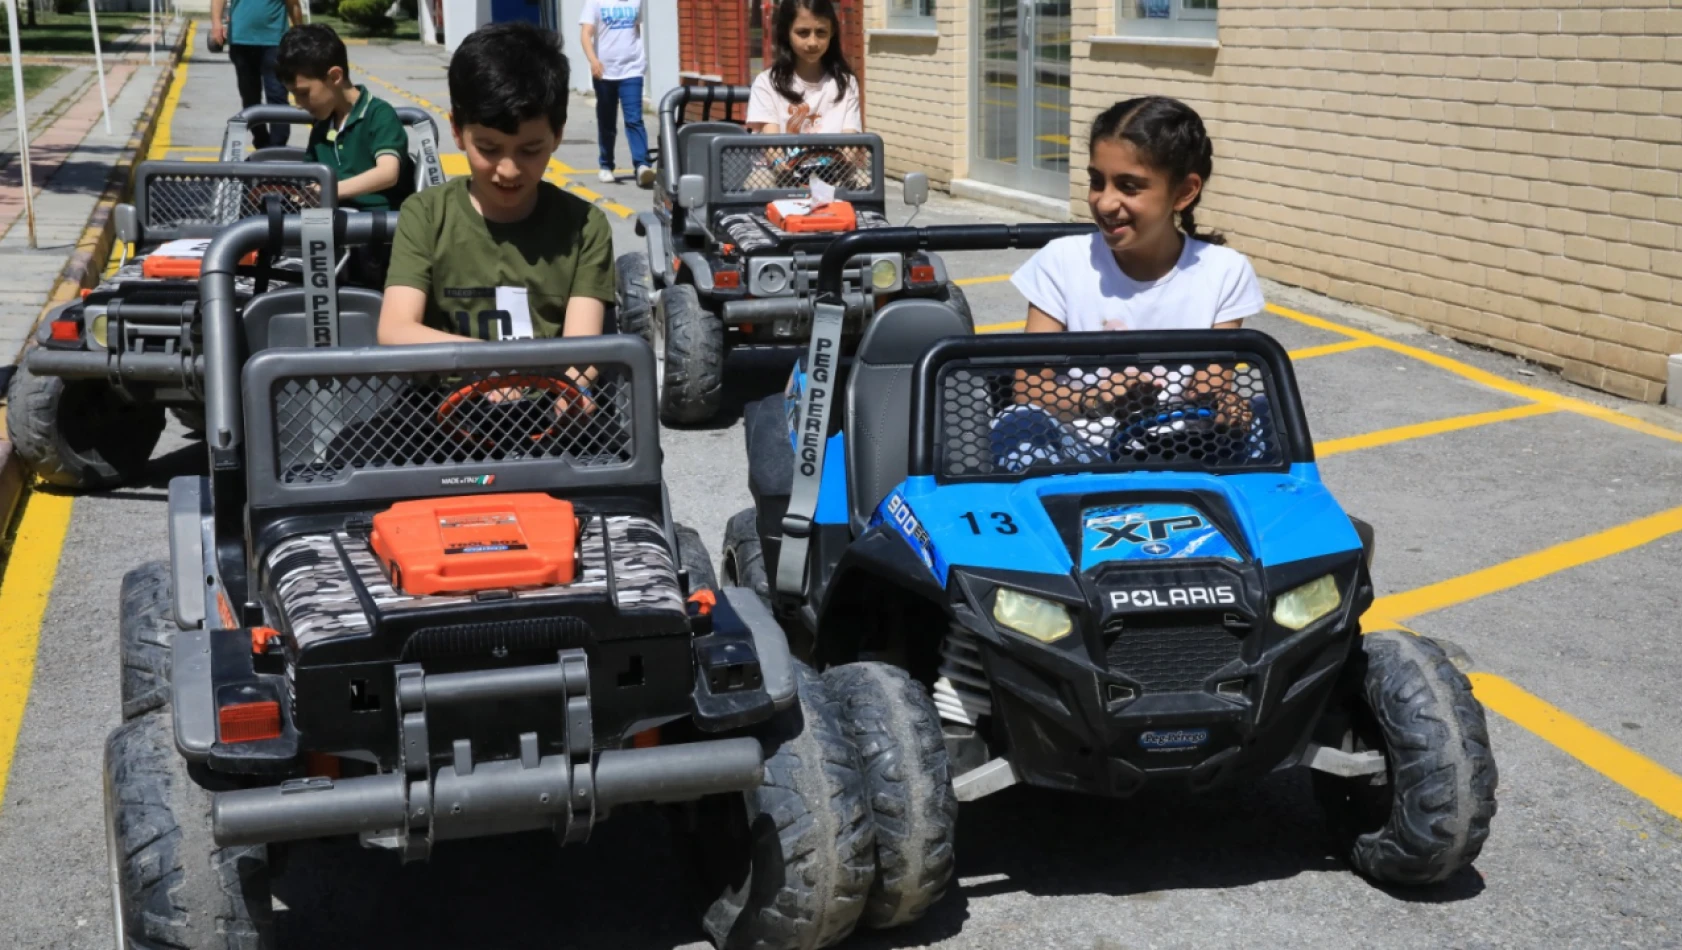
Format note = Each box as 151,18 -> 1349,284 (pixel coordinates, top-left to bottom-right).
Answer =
723,226 -> 1498,906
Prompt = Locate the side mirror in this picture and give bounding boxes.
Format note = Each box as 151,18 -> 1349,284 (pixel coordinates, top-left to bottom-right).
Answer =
903,172 -> 929,208
114,203 -> 138,245
678,174 -> 705,210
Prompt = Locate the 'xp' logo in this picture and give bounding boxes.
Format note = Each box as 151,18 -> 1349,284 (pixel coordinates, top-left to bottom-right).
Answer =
1091,515 -> 1205,550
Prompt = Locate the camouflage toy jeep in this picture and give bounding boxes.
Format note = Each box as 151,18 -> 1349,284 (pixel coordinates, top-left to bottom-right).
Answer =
102,211 -> 886,950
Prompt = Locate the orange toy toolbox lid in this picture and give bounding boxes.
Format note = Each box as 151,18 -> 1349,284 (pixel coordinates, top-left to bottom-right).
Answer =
369,493 -> 578,596
141,238 -> 259,280
767,199 -> 856,234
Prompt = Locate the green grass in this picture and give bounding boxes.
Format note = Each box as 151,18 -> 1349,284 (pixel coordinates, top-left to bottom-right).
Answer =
0,10 -> 151,56
0,65 -> 68,113
306,11 -> 421,42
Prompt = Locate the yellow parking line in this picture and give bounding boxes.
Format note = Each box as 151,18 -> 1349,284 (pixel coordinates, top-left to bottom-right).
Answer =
1317,402 -> 1558,458
0,493 -> 77,812
1289,339 -> 1371,360
1469,673 -> 1682,821
956,274 -> 1010,287
1267,303 -> 1682,448
1367,503 -> 1682,629
362,71 -> 635,219
977,319 -> 1025,333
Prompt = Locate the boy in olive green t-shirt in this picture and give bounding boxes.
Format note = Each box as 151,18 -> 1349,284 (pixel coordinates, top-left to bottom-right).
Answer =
379,24 -> 614,345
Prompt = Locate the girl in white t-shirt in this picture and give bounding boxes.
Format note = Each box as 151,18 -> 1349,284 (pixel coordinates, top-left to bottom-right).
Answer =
996,97 -> 1268,471
746,0 -> 861,135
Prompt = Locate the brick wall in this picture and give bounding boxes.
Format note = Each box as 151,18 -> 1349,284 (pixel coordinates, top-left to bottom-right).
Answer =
861,2 -> 968,186
868,0 -> 1682,402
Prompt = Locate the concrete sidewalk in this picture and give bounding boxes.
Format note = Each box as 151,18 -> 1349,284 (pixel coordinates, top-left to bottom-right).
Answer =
0,20 -> 185,534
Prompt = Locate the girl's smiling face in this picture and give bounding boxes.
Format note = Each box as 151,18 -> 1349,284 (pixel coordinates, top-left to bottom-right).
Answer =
788,8 -> 833,69
1087,137 -> 1202,260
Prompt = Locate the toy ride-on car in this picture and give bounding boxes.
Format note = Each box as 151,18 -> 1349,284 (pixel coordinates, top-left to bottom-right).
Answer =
101,210 -> 885,950
621,85 -> 964,425
725,225 -> 1499,888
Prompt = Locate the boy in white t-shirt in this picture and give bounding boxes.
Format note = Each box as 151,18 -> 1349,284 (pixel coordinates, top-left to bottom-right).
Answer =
745,0 -> 861,134
996,96 -> 1268,471
580,0 -> 653,187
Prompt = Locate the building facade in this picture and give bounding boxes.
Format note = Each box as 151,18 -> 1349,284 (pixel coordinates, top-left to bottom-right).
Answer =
861,0 -> 1682,403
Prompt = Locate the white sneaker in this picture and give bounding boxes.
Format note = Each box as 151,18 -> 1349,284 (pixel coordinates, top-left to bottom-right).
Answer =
597,169 -> 616,184
636,164 -> 655,188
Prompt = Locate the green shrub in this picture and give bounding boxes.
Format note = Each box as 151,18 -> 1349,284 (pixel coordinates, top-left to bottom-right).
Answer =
336,0 -> 394,34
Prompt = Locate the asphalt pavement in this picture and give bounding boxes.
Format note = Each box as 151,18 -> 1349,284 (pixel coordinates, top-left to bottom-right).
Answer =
1,31 -> 1681,950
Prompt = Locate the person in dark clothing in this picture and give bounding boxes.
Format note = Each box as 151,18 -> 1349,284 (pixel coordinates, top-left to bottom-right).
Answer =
211,0 -> 306,149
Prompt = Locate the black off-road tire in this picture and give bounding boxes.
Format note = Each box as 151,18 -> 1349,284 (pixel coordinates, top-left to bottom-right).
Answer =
121,561 -> 177,721
105,710 -> 274,949
615,250 -> 656,342
823,662 -> 958,929
1315,630 -> 1498,886
936,282 -> 973,333
722,508 -> 771,608
657,284 -> 724,426
6,359 -> 165,490
675,522 -> 719,595
680,663 -> 875,950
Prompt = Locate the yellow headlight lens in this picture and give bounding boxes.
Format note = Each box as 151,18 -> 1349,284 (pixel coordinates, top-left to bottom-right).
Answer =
90,313 -> 109,349
1272,574 -> 1342,631
871,258 -> 899,291
993,588 -> 1073,643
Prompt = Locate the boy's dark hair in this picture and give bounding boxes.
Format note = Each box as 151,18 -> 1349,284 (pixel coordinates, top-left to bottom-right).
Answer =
769,0 -> 854,107
1091,96 -> 1224,246
449,23 -> 570,134
275,24 -> 349,84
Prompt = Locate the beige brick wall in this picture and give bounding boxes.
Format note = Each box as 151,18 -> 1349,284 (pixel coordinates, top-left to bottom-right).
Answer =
869,0 -> 1682,402
862,2 -> 969,186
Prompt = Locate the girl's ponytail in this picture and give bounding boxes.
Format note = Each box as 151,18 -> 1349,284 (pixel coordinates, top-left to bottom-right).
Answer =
1090,96 -> 1224,245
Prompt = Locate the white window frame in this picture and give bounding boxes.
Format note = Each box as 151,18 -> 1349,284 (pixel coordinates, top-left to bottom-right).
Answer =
884,0 -> 936,32
1115,0 -> 1217,40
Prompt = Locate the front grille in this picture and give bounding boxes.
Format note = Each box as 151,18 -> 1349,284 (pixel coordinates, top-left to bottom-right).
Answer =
1104,616 -> 1243,692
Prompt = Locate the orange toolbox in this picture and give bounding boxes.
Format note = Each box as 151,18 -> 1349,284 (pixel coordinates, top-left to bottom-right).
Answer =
767,199 -> 857,234
141,238 -> 259,280
369,493 -> 578,595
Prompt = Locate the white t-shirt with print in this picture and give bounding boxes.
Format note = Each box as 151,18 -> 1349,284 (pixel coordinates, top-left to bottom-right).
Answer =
580,0 -> 646,82
746,70 -> 862,133
1010,232 -> 1264,332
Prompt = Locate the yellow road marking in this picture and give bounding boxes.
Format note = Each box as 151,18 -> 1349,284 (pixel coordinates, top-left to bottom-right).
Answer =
977,319 -> 1025,334
362,72 -> 635,219
1471,673 -> 1682,821
1289,339 -> 1371,360
0,493 -> 77,812
1317,402 -> 1559,458
1267,303 -> 1682,447
956,274 -> 1010,287
145,20 -> 195,160
1367,503 -> 1682,629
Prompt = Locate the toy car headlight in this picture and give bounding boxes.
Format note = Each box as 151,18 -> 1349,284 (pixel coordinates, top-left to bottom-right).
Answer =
870,254 -> 902,292
89,311 -> 109,348
993,588 -> 1073,643
1272,575 -> 1342,631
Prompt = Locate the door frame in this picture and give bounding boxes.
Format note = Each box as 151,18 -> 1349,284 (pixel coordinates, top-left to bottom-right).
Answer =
967,0 -> 1069,199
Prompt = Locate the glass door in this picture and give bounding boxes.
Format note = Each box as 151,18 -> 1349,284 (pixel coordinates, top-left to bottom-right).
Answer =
972,0 -> 1071,198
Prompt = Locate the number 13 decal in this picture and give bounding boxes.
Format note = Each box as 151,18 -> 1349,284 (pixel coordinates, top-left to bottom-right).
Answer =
961,511 -> 1018,535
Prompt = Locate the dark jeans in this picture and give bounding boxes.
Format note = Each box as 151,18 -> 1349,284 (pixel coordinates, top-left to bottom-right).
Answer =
229,43 -> 291,149
593,76 -> 648,171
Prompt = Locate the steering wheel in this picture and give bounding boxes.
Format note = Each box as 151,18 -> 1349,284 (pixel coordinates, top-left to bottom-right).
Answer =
436,375 -> 584,452
244,180 -> 317,214
773,147 -> 856,188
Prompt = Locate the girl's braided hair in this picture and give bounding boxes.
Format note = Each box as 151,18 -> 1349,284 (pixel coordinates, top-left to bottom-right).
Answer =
1090,96 -> 1224,245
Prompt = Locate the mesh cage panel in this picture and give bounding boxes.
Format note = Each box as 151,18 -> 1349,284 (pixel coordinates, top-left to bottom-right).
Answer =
143,170 -> 327,233
267,365 -> 635,485
719,144 -> 876,194
934,358 -> 1283,479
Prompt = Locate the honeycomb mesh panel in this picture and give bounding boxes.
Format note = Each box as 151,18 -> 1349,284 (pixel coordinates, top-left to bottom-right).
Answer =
268,366 -> 634,485
935,358 -> 1282,479
719,143 -> 876,194
144,169 -> 326,233
1104,617 -> 1243,692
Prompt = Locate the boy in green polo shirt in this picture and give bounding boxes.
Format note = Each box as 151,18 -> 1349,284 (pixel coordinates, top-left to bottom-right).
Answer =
378,23 -> 613,346
276,24 -> 414,212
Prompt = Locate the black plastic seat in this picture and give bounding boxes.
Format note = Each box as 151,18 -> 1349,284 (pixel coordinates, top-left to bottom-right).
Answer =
241,287 -> 384,353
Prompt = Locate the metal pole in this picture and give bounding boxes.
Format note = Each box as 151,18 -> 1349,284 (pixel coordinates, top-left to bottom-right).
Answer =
87,0 -> 114,134
149,0 -> 157,65
416,0 -> 436,45
4,0 -> 36,248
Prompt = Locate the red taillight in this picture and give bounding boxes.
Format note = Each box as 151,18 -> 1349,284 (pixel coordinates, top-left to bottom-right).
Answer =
250,626 -> 281,653
633,728 -> 661,748
218,701 -> 282,743
715,270 -> 741,290
910,265 -> 937,285
49,319 -> 80,342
